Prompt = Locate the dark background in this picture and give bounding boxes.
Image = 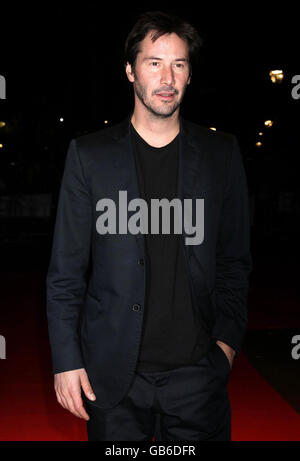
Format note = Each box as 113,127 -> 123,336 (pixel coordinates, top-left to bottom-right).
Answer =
0,4 -> 299,297
0,4 -> 300,439
1,6 -> 299,252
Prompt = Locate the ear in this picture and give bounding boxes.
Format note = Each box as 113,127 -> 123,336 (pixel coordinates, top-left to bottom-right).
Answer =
125,62 -> 135,83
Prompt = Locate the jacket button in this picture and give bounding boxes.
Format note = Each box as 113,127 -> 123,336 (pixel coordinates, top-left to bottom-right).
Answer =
138,258 -> 144,265
132,303 -> 141,311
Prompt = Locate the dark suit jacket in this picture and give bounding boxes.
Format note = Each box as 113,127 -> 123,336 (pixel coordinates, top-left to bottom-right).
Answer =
46,112 -> 253,409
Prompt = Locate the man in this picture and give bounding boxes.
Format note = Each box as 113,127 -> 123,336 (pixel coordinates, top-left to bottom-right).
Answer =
46,11 -> 252,441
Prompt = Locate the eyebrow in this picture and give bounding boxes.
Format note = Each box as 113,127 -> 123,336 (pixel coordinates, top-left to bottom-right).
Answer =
143,56 -> 188,62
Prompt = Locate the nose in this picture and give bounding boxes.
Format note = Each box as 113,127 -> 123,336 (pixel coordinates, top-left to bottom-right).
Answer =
160,65 -> 175,87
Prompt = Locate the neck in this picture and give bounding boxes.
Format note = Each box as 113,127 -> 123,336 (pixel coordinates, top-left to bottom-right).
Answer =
130,105 -> 180,148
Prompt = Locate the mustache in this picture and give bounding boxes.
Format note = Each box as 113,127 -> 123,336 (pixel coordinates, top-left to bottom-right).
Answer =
153,87 -> 178,95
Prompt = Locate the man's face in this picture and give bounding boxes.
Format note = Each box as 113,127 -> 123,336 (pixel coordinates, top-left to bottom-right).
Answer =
126,31 -> 191,118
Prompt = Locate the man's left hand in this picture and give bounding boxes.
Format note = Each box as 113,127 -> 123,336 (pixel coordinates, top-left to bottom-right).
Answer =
216,340 -> 236,370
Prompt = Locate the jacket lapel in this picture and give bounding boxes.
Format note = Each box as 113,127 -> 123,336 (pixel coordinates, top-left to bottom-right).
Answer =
111,112 -> 205,247
178,116 -> 205,238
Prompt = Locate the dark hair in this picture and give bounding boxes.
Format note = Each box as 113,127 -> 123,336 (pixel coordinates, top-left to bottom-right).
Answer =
124,11 -> 203,79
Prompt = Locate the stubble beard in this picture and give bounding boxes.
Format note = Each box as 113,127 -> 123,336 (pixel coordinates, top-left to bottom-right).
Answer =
133,72 -> 188,119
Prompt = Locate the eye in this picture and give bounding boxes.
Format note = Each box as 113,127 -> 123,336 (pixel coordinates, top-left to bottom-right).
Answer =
151,61 -> 160,67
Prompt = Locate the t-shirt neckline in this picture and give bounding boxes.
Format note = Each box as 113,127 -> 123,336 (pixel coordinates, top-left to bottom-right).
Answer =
130,122 -> 179,150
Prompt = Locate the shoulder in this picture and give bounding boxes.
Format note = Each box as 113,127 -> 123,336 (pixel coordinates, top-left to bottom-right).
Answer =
74,122 -> 121,151
68,118 -> 127,168
182,119 -> 242,177
182,118 -> 237,151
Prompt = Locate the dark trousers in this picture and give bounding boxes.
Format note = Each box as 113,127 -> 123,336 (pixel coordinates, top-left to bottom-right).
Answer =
85,342 -> 231,441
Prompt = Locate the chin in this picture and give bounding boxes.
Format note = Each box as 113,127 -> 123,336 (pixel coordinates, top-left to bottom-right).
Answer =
150,109 -> 175,118
159,106 -> 179,116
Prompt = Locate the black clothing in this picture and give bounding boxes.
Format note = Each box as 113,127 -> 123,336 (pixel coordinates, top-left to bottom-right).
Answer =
46,112 -> 253,410
85,341 -> 232,441
130,123 -> 211,372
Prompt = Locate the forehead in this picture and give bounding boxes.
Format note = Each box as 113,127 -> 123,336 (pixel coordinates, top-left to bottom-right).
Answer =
138,31 -> 189,58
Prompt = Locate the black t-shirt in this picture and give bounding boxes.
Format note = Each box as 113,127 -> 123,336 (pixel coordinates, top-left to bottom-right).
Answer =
130,122 -> 209,372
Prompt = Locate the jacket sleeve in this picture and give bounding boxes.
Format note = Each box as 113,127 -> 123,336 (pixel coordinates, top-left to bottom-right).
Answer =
211,136 -> 253,356
46,138 -> 92,374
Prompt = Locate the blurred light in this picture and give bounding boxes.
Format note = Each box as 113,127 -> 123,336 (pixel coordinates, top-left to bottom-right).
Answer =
209,127 -> 216,131
60,117 -> 64,122
269,69 -> 284,83
256,141 -> 262,147
258,132 -> 263,136
264,120 -> 273,127
0,143 -> 3,148
104,120 -> 108,124
0,121 -> 6,128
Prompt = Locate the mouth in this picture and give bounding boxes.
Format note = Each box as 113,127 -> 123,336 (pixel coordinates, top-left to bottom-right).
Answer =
155,92 -> 175,100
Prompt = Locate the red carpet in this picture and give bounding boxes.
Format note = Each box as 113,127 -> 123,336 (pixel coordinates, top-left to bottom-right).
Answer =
229,353 -> 300,441
0,271 -> 299,441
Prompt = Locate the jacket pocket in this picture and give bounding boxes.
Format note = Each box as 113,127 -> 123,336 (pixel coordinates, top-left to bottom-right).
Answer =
213,342 -> 231,378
